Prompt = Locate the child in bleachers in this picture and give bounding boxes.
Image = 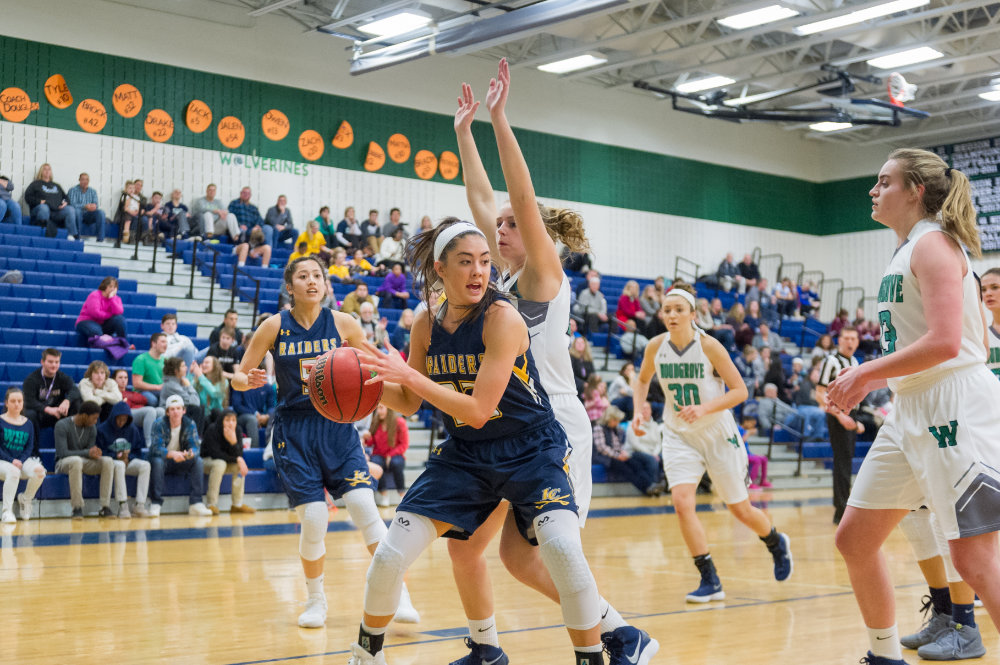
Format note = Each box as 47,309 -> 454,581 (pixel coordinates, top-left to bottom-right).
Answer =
78,360 -> 123,422
327,247 -> 351,283
348,248 -> 374,276
740,417 -> 771,489
197,356 -> 229,426
583,374 -> 609,424
0,387 -> 46,522
116,180 -> 141,243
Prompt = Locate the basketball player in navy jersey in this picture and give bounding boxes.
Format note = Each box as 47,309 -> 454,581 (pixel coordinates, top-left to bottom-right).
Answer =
446,58 -> 656,665
232,256 -> 418,630
346,219 -> 613,665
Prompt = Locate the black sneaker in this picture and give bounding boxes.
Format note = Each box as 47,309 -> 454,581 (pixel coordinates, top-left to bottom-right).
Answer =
98,506 -> 115,518
71,507 -> 84,520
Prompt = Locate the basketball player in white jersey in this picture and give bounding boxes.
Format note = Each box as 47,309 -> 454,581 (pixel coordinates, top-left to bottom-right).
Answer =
828,149 -> 1000,665
980,267 -> 1000,379
445,59 -> 658,665
632,284 -> 792,603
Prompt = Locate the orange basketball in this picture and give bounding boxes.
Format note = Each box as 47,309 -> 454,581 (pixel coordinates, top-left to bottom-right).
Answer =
308,347 -> 382,423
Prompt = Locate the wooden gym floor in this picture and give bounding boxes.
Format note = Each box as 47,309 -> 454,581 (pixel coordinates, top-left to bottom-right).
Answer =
3,488 -> 995,664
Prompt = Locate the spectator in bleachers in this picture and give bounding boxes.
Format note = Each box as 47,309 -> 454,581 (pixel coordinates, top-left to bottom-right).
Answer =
754,346 -> 771,391
23,348 -> 80,445
390,308 -> 414,357
230,373 -> 275,449
744,299 -> 762,333
25,163 -> 79,239
381,207 -> 403,239
756,277 -> 780,328
114,180 -> 141,243
161,313 -> 196,368
375,263 -> 409,310
132,179 -> 147,211
228,186 -> 264,243
113,369 -> 160,445
740,418 -> 771,489
54,401 -> 115,519
608,363 -> 635,419
327,247 -> 352,283
583,374 -> 609,424
368,403 -> 409,507
810,334 -> 834,364
132,333 -> 167,407
196,355 -> 229,425
96,401 -> 150,518
201,408 -> 255,515
191,184 -> 240,242
357,302 -> 388,349
763,355 -> 791,404
716,252 -> 740,293
378,226 -> 406,271
148,395 -> 212,517
755,383 -> 798,435
315,206 -> 337,248
75,276 -> 127,346
160,357 -> 206,434
418,215 -> 433,232
360,209 -> 382,254
78,360 -> 122,422
624,401 -> 665,496
295,220 -> 332,259
738,254 -> 760,298
752,322 -> 783,354
572,275 -> 608,338
593,406 -> 661,496
734,345 -> 760,397
209,310 -> 245,347
726,302 -> 754,350
207,327 -> 243,380
797,280 -> 820,318
164,189 -> 195,240
349,248 -> 377,277
0,173 -> 22,225
340,282 -> 377,318
336,206 -> 363,251
639,284 -> 661,320
706,298 -> 736,352
695,297 -> 713,331
791,365 -> 827,440
264,194 -> 295,248
615,279 -> 647,336
774,277 -> 797,319
288,240 -> 311,265
852,307 -> 881,357
234,225 -> 272,268
67,173 -> 106,242
139,190 -> 168,244
0,387 -> 46,523
569,335 -> 595,397
828,308 -> 850,338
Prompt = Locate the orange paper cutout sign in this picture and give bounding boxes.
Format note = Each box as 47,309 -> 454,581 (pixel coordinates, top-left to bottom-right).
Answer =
332,120 -> 353,149
414,150 -> 438,180
76,99 -> 108,133
185,100 -> 212,133
299,129 -> 324,161
387,133 -> 411,163
0,88 -> 34,123
438,151 -> 460,180
218,116 -> 245,149
145,109 -> 174,143
43,74 -> 72,109
261,109 -> 290,141
112,84 -> 142,118
364,142 -> 386,172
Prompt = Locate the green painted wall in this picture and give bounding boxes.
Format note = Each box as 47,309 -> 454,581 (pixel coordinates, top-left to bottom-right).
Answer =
0,35 -> 876,235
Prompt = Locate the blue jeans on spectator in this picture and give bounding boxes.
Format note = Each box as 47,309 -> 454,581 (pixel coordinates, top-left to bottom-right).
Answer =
785,406 -> 827,440
76,315 -> 127,345
262,224 -> 296,248
604,451 -> 661,494
79,209 -> 106,241
149,454 -> 205,506
195,346 -> 209,364
32,203 -> 79,238
0,199 -> 23,225
611,395 -> 634,420
142,391 -> 160,407
370,454 -> 406,492
711,327 -> 736,352
166,346 -> 195,368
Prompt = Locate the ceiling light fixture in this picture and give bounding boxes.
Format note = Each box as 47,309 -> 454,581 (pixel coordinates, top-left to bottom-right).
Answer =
675,75 -> 735,93
979,90 -> 1000,102
809,121 -> 853,132
867,46 -> 943,70
718,5 -> 799,30
537,53 -> 608,74
795,0 -> 929,36
358,10 -> 431,39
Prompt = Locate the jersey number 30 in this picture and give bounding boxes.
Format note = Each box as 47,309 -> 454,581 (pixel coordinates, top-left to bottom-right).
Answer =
667,383 -> 701,408
878,311 -> 897,354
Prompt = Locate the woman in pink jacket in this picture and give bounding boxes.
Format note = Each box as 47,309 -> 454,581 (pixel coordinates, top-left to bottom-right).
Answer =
75,276 -> 127,343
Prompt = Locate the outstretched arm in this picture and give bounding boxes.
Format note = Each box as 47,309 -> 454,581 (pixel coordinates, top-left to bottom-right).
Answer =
454,82 -> 500,260
487,58 -> 563,300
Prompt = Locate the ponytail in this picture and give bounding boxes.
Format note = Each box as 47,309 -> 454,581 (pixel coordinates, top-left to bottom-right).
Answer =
538,204 -> 590,253
888,148 -> 980,258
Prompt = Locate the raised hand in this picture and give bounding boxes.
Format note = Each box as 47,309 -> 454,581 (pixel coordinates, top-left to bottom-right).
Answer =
358,340 -> 411,386
485,58 -> 510,116
454,82 -> 480,132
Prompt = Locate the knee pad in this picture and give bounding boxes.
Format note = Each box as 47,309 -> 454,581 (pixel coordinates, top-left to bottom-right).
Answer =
534,510 -> 600,630
342,488 -> 388,547
295,502 -> 328,562
899,509 -> 939,562
364,511 -> 436,617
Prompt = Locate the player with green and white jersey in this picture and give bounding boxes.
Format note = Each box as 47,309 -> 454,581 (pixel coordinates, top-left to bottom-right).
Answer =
632,284 -> 792,604
981,268 -> 1000,380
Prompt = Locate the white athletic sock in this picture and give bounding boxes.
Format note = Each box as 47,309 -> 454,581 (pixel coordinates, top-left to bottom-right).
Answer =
469,616 -> 499,647
305,574 -> 324,596
361,620 -> 387,636
598,597 -> 627,634
575,644 -> 603,652
867,625 -> 902,660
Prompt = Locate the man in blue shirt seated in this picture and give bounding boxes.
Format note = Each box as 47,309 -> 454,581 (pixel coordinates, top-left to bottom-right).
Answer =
227,186 -> 263,244
67,173 -> 106,242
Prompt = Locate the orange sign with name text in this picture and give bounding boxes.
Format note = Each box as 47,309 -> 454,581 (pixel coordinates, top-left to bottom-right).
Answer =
0,88 -> 34,123
414,150 -> 437,180
112,84 -> 142,118
218,116 -> 245,149
438,151 -> 460,180
261,109 -> 290,141
145,109 -> 174,143
332,120 -> 353,149
185,100 -> 212,133
299,129 -> 324,161
43,74 -> 72,109
364,142 -> 386,172
76,99 -> 108,133
387,133 -> 411,163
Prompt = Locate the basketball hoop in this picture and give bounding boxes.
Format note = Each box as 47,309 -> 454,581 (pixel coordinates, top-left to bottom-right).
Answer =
887,72 -> 917,106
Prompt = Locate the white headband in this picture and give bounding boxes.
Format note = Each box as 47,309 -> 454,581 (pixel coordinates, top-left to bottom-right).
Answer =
434,221 -> 486,262
664,288 -> 697,309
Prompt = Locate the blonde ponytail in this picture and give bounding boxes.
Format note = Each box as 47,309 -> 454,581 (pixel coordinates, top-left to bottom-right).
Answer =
538,204 -> 590,253
888,148 -> 980,258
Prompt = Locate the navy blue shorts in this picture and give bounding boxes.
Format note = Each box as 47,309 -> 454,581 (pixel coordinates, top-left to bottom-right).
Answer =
271,410 -> 375,506
398,416 -> 576,544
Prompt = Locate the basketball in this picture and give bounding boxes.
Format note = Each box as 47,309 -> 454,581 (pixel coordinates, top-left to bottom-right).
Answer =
307,346 -> 382,423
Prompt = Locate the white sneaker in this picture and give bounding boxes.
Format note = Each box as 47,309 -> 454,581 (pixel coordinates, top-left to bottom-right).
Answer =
149,504 -> 162,517
132,503 -> 149,518
297,593 -> 327,628
1,511 -> 15,524
347,643 -> 386,665
17,494 -> 32,521
393,584 -> 420,624
118,504 -> 132,519
376,493 -> 390,507
188,502 -> 213,516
